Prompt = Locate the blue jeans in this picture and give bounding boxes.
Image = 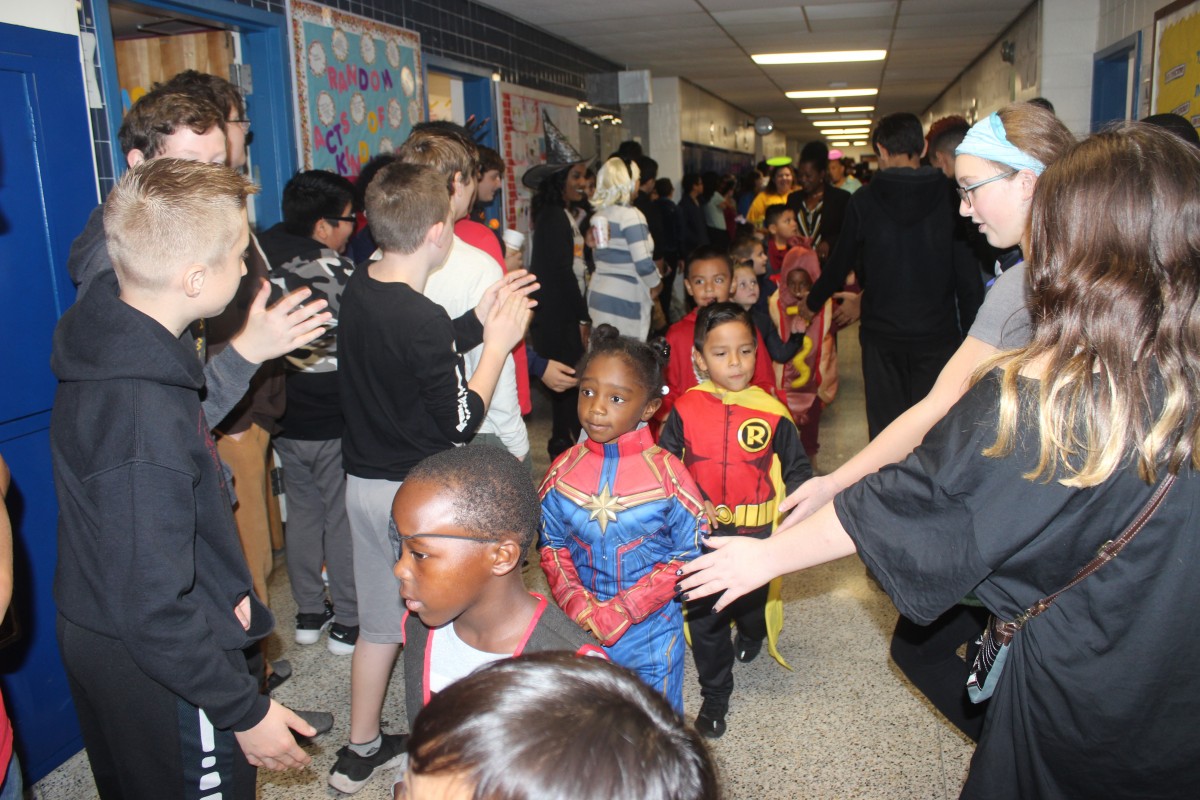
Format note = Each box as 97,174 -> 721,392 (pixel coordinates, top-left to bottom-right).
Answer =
0,751 -> 22,800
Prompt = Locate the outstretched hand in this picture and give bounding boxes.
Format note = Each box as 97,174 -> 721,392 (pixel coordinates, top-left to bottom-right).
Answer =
483,287 -> 534,353
476,270 -> 538,324
775,474 -> 841,534
678,535 -> 774,613
235,699 -> 315,772
231,280 -> 332,364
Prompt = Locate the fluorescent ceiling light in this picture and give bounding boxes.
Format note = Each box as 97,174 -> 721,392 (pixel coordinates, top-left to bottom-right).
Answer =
823,129 -> 871,136
787,88 -> 878,99
839,106 -> 875,112
830,141 -> 851,147
753,50 -> 886,65
813,119 -> 872,127
853,141 -> 868,146
801,107 -> 837,114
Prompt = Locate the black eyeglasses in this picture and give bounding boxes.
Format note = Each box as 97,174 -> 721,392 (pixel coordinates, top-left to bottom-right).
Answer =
387,517 -> 503,562
956,170 -> 1018,208
325,215 -> 356,224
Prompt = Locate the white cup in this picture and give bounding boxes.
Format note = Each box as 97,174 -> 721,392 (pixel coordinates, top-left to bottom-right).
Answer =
590,215 -> 610,249
502,228 -> 525,254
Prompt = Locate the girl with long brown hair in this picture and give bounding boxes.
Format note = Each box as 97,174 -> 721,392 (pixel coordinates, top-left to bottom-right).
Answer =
681,123 -> 1200,798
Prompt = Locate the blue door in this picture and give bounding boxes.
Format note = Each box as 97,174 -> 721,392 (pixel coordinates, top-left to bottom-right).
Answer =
0,22 -> 97,780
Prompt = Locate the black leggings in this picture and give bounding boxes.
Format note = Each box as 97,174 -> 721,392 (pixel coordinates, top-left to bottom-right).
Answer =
889,605 -> 989,741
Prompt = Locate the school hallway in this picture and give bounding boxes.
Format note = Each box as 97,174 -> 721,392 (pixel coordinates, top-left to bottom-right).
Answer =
32,325 -> 975,800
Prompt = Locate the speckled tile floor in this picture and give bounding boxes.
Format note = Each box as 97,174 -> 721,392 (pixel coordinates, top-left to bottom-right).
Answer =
33,327 -> 975,800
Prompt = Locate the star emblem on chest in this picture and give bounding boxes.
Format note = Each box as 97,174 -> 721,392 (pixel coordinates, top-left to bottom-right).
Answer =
582,484 -> 627,534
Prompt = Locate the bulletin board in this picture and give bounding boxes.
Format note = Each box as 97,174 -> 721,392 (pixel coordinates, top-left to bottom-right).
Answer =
1151,0 -> 1200,132
291,0 -> 424,176
496,82 -> 583,233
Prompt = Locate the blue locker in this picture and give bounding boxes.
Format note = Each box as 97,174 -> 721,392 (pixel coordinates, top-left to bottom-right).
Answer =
0,22 -> 97,781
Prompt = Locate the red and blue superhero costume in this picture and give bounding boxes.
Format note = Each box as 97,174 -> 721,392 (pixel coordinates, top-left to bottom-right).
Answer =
539,426 -> 706,712
659,382 -> 811,708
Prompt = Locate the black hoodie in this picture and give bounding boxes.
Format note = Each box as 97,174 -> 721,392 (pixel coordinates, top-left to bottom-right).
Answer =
51,270 -> 272,731
807,166 -> 984,351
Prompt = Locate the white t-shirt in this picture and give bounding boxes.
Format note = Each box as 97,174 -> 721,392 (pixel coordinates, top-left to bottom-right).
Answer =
427,621 -> 507,693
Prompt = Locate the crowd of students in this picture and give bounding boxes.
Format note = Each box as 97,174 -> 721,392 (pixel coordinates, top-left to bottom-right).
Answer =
36,62 -> 1200,800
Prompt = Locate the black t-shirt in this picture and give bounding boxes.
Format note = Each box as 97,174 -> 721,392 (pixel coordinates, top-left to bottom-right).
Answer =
339,269 -> 485,480
836,370 -> 1200,799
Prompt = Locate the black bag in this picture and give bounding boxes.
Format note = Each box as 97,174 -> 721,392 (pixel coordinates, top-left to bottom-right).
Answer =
966,474 -> 1175,703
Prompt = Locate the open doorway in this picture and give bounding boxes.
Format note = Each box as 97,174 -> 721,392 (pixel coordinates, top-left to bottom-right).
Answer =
1092,33 -> 1141,132
108,3 -> 260,221
91,0 -> 296,227
424,56 -> 501,226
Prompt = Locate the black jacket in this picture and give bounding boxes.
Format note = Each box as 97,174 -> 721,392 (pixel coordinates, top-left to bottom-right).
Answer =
51,270 -> 272,731
808,167 -> 984,351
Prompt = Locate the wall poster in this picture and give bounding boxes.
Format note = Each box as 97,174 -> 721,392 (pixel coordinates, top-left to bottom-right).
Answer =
1152,0 -> 1200,133
496,82 -> 582,233
291,0 -> 424,176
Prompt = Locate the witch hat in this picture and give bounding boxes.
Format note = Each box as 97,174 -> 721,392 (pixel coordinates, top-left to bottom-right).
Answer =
521,110 -> 592,189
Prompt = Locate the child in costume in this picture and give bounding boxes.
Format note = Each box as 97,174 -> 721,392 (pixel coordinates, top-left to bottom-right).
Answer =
539,325 -> 706,713
659,303 -> 812,738
770,249 -> 839,457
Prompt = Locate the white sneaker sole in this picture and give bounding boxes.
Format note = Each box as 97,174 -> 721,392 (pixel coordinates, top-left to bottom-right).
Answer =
327,752 -> 406,794
327,638 -> 356,655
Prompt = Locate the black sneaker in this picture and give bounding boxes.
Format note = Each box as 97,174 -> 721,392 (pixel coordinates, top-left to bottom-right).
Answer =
295,602 -> 333,645
328,733 -> 409,794
695,699 -> 727,739
291,709 -> 334,742
328,622 -> 359,655
735,633 -> 763,663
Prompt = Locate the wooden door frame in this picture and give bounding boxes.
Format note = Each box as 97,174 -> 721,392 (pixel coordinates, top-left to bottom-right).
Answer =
91,0 -> 296,226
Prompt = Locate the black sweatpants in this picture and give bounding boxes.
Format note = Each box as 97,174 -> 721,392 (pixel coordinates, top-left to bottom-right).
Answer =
58,615 -> 258,800
889,605 -> 989,742
859,335 -> 958,440
686,583 -> 770,709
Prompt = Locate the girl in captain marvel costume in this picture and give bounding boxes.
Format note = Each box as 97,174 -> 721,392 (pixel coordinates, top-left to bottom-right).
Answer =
538,325 -> 707,713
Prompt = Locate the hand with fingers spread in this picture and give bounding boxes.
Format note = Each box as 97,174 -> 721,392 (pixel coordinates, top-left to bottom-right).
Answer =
235,699 -> 316,771
677,535 -> 774,612
483,287 -> 535,353
476,269 -> 538,325
231,280 -> 332,364
679,503 -> 856,612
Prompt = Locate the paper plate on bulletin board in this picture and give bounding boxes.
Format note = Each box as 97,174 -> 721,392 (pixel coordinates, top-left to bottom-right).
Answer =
291,0 -> 424,176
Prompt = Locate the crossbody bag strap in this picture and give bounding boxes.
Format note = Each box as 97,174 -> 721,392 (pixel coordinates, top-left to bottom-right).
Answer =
1014,473 -> 1176,629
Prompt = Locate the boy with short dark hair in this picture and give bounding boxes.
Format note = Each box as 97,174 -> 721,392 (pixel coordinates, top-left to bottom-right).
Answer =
331,161 -> 535,794
659,302 -> 811,738
261,169 -> 360,654
52,159 -> 315,800
656,247 -> 778,427
763,203 -> 799,275
392,445 -> 603,729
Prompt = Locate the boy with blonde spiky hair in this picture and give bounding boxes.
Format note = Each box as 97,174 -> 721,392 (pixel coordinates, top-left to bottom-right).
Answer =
52,158 -> 317,799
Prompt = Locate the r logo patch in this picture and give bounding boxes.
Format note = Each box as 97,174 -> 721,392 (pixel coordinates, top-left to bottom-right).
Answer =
737,418 -> 772,453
